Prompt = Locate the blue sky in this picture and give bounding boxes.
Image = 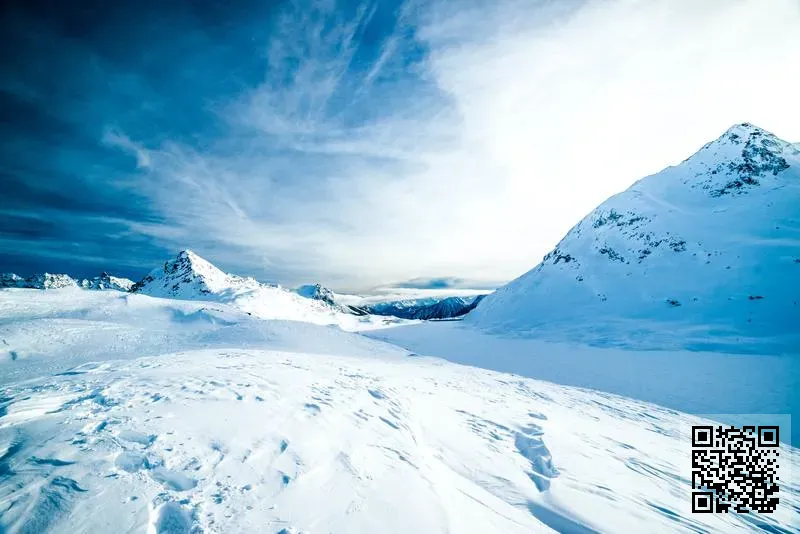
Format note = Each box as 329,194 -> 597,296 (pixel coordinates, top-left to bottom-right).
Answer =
2,0 -> 799,291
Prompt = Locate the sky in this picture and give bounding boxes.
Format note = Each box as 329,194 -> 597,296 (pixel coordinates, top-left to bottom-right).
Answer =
2,0 -> 799,291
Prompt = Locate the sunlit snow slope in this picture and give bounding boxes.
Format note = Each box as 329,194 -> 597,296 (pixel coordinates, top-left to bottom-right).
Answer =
2,289 -> 797,533
469,124 -> 800,353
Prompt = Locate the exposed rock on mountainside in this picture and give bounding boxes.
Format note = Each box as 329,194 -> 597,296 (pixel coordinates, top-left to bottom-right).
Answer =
130,249 -> 261,298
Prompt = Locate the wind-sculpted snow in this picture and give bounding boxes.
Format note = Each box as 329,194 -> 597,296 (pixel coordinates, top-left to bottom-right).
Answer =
469,124 -> 800,352
1,290 -> 799,532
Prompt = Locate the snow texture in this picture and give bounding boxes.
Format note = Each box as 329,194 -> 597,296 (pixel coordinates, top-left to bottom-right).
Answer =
1,289 -> 797,533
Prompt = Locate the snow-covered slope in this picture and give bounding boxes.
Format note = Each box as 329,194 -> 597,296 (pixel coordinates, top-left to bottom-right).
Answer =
469,124 -> 800,352
0,273 -> 78,289
79,272 -> 134,291
1,289 -> 797,533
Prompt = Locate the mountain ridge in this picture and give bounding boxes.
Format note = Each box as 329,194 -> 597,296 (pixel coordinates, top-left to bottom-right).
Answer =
468,123 -> 800,351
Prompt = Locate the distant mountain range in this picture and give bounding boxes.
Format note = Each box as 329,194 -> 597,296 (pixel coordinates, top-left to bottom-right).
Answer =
1,250 -> 479,322
0,272 -> 133,291
364,295 -> 486,320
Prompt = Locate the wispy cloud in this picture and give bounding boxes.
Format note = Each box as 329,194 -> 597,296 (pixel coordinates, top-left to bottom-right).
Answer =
119,0 -> 800,290
102,128 -> 151,169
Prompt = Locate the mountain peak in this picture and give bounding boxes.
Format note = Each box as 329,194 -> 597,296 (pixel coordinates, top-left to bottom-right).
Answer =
671,122 -> 796,198
175,249 -> 213,269
715,122 -> 774,146
130,249 -> 234,298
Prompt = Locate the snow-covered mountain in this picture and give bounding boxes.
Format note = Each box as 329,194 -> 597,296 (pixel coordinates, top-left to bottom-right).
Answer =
130,249 -> 262,299
469,123 -> 800,351
79,272 -> 134,291
0,272 -> 78,289
2,272 -> 133,291
130,250 -> 394,329
367,294 -> 486,320
293,285 -> 485,321
295,283 -> 370,316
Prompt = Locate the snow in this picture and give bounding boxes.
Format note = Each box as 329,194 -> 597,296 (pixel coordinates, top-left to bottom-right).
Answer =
469,124 -> 800,352
0,289 -> 404,385
1,289 -> 797,533
365,320 -> 800,445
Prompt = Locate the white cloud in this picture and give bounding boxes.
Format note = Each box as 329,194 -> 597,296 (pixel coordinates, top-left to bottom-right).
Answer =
102,128 -> 151,169
129,0 -> 800,290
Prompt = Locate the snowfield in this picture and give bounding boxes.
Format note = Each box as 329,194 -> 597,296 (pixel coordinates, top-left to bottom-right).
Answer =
366,321 -> 800,445
1,289 -> 798,533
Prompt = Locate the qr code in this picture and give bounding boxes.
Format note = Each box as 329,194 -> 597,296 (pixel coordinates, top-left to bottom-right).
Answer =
691,425 -> 780,513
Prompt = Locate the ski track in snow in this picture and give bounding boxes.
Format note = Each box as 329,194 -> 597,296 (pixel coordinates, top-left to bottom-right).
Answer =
0,293 -> 799,532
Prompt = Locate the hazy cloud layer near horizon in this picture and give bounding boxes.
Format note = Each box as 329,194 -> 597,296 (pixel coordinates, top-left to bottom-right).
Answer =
2,0 -> 799,290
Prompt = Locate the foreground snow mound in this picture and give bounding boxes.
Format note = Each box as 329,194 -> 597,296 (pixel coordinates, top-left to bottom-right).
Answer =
470,124 -> 800,352
1,273 -> 78,289
3,352 -> 798,533
1,289 -> 798,533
